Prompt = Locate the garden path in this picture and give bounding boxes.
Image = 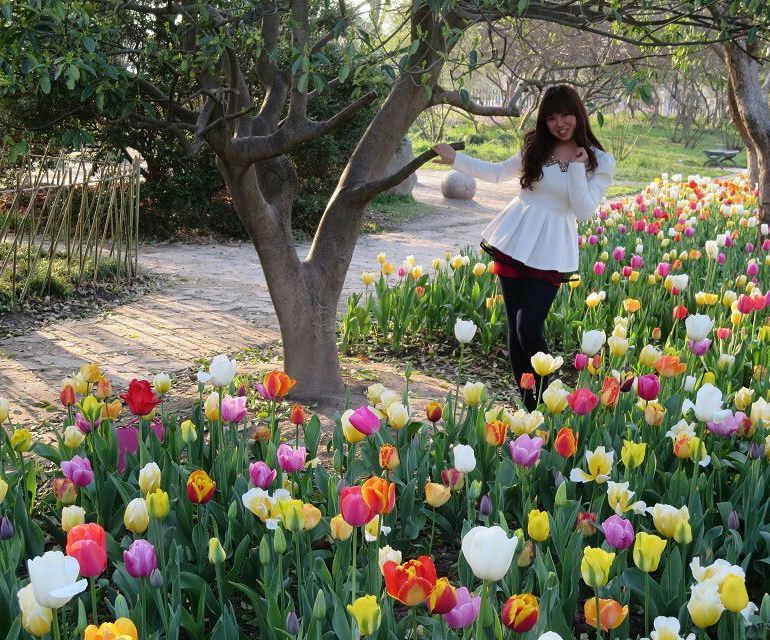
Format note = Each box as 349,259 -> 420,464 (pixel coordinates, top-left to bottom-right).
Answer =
0,169 -> 519,427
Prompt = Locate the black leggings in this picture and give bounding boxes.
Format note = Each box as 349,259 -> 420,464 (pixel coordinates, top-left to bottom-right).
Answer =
498,275 -> 560,411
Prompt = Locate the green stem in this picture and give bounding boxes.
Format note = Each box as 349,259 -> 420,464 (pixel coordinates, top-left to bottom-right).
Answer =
294,531 -> 302,612
52,608 -> 61,640
429,507 -> 436,550
139,577 -> 146,640
351,526 -> 357,603
453,344 -> 465,425
644,572 -> 650,635
215,561 -> 225,612
90,577 -> 99,625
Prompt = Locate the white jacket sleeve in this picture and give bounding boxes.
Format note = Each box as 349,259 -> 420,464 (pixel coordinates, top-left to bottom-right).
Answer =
567,152 -> 616,221
451,151 -> 522,184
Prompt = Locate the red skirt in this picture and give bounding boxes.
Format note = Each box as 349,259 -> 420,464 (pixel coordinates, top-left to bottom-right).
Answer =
481,242 -> 566,286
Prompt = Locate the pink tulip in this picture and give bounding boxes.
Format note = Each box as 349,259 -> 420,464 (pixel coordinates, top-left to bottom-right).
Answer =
249,461 -> 277,489
707,412 -> 744,437
221,395 -> 247,423
574,353 -> 588,371
75,412 -> 101,434
593,262 -> 606,276
602,515 -> 635,550
636,374 -> 660,401
566,388 -> 599,415
277,444 -> 306,473
747,262 -> 759,277
657,262 -> 670,277
612,247 -> 625,261
116,420 -> 164,473
630,255 -> 644,269
348,405 -> 381,436
124,539 -> 158,578
443,587 -> 481,629
737,295 -> 754,314
509,434 -> 544,467
60,455 -> 94,487
339,486 -> 376,526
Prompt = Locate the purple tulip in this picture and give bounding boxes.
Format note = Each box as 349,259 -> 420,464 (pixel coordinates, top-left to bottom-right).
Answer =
277,444 -> 306,473
285,611 -> 300,635
725,235 -> 734,247
707,411 -> 744,437
509,434 -> 544,467
75,412 -> 101,434
618,224 -> 627,234
631,254 -> 644,269
717,253 -> 726,265
746,243 -> 755,253
749,442 -> 765,460
149,568 -> 164,588
249,461 -> 277,489
727,510 -> 741,531
688,338 -> 712,356
684,227 -> 695,238
479,495 -> 492,517
602,515 -> 635,550
612,247 -> 625,261
747,262 -> 759,277
636,374 -> 660,401
0,517 -> 14,540
60,455 -> 94,487
588,234 -> 599,245
221,395 -> 247,423
347,405 -> 381,436
443,587 -> 481,629
124,539 -> 158,578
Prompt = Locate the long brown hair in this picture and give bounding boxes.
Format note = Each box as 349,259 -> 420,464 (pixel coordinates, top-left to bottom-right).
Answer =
520,85 -> 604,190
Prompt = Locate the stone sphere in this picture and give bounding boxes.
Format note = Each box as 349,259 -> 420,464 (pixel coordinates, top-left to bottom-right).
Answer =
441,170 -> 476,200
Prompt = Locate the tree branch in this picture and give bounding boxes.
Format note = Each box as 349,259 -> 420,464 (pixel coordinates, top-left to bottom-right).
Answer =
343,141 -> 466,205
430,86 -> 520,116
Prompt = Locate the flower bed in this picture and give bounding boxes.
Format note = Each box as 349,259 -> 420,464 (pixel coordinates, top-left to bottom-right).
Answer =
1,171 -> 770,640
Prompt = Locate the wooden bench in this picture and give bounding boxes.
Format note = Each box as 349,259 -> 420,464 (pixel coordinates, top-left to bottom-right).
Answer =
703,149 -> 740,168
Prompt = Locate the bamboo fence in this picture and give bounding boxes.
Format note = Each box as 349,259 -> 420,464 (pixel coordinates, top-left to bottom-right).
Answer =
0,148 -> 141,306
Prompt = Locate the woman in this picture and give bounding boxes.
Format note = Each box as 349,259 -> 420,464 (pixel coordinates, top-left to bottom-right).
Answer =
432,85 -> 615,411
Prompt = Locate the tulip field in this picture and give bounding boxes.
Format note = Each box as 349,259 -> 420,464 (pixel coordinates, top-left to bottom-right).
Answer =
1,171 -> 770,640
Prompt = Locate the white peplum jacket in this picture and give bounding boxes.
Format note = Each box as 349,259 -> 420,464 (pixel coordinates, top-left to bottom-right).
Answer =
451,147 -> 615,273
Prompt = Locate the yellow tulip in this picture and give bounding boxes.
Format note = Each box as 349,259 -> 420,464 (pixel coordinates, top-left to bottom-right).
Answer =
204,392 -> 220,421
347,595 -> 382,636
0,477 -> 7,504
542,380 -> 569,414
10,428 -> 32,452
527,509 -> 550,542
425,482 -> 451,508
79,363 -> 102,384
17,585 -> 52,637
581,547 -> 615,587
124,498 -> 150,534
734,387 -> 753,411
649,504 -> 692,543
720,574 -> 749,613
180,419 -> 198,443
146,489 -> 170,519
462,382 -> 485,407
633,532 -> 667,573
620,441 -> 646,469
279,499 -> 305,531
329,514 -> 353,541
302,503 -> 322,530
531,352 -> 563,377
688,582 -> 724,628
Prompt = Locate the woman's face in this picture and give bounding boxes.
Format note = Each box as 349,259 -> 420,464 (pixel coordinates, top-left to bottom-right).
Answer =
545,111 -> 576,141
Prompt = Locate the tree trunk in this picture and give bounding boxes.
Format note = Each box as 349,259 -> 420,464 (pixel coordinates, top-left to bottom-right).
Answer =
218,158 -> 347,401
724,42 -> 770,223
727,74 -> 760,186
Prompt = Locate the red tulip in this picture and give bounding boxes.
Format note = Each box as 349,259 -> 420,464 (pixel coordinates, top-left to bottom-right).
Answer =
567,388 -> 599,415
120,379 -> 161,417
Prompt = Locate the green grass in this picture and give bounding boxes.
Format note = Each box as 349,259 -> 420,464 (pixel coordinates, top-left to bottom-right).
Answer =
362,192 -> 435,233
0,243 -> 121,309
411,114 -> 747,187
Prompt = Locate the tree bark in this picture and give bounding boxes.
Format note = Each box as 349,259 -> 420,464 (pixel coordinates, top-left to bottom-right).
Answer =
724,42 -> 770,222
727,79 -> 759,186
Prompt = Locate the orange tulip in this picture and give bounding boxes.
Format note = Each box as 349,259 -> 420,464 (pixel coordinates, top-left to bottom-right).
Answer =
426,401 -> 443,423
60,385 -> 76,407
554,427 -> 578,458
383,556 -> 437,606
584,598 -> 628,631
262,371 -> 297,400
520,373 -> 536,390
485,420 -> 507,446
361,476 -> 395,514
600,376 -> 620,408
379,444 -> 400,471
655,354 -> 687,377
502,594 -> 539,632
94,378 -> 113,400
290,403 -> 306,425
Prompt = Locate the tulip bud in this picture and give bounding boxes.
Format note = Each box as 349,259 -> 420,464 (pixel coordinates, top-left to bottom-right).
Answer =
53,478 -> 78,505
259,536 -> 271,565
180,419 -> 197,443
63,425 -> 86,449
727,510 -> 740,531
479,495 -> 493,516
517,540 -> 535,568
0,516 -> 14,540
554,481 -> 568,507
149,568 -> 164,588
285,611 -> 300,635
208,537 -> 226,565
312,590 -> 326,620
273,527 -> 287,554
61,505 -> 86,533
469,479 -> 482,500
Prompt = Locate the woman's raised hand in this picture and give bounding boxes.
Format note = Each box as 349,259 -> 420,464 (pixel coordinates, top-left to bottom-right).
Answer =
571,146 -> 588,163
431,143 -> 457,165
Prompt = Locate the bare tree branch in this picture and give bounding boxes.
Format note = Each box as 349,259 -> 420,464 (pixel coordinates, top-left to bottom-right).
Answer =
430,86 -> 520,116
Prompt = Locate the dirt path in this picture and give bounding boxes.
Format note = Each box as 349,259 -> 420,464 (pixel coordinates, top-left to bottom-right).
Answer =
0,169 -> 519,427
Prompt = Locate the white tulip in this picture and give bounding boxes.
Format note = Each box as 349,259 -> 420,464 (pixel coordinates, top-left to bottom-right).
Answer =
581,330 -> 606,357
671,274 -> 689,291
704,240 -> 719,260
644,616 -> 695,640
761,223 -> 769,236
208,354 -> 237,388
454,318 -> 477,344
138,462 -> 162,495
27,551 -> 87,609
537,634 -> 566,640
682,383 -> 732,423
461,525 -> 517,581
683,375 -> 696,393
685,314 -> 714,341
378,545 -> 402,573
452,444 -> 476,473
